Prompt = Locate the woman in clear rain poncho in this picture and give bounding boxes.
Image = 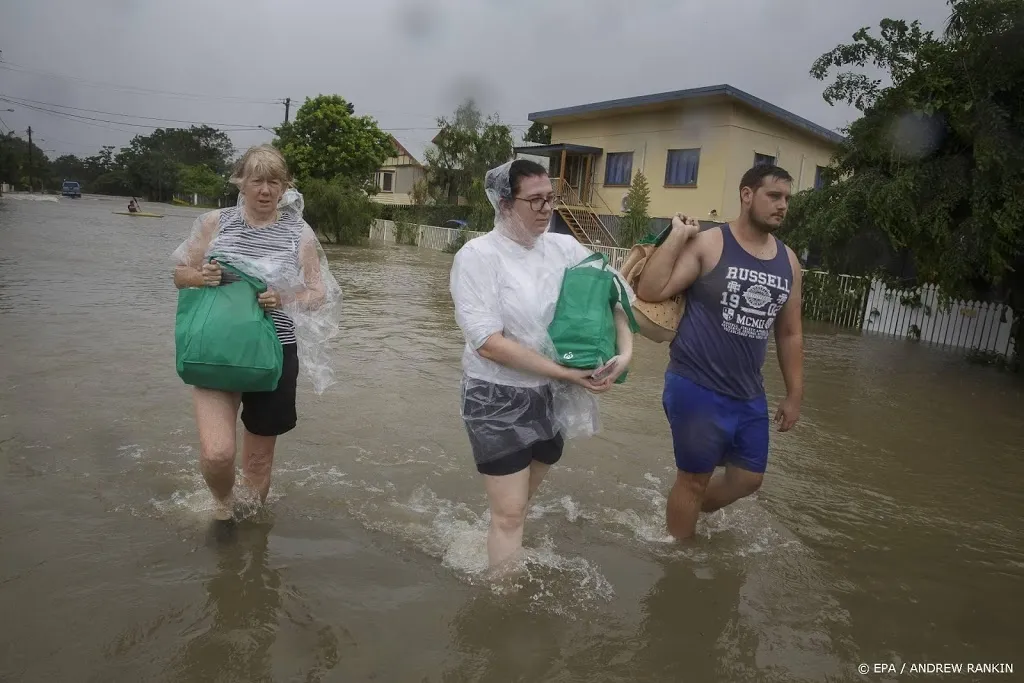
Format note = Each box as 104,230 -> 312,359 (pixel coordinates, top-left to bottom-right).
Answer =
450,159 -> 636,570
172,144 -> 341,523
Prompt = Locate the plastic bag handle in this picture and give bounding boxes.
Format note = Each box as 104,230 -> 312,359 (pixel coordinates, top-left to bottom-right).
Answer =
207,254 -> 268,293
570,252 -> 608,269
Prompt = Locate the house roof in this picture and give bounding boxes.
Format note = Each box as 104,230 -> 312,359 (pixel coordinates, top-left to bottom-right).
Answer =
528,84 -> 845,146
512,143 -> 604,157
389,135 -> 424,166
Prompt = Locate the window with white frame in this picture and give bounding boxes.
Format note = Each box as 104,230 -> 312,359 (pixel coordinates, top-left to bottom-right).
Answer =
377,171 -> 395,192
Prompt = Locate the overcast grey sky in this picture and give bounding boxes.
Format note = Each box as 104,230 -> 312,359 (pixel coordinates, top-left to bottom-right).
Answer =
0,0 -> 951,163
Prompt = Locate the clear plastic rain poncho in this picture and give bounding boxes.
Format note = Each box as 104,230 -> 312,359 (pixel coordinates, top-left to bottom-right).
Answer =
172,188 -> 342,395
451,161 -> 627,463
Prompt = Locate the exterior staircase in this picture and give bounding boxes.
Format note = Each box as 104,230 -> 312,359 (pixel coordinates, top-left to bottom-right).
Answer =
551,179 -> 618,247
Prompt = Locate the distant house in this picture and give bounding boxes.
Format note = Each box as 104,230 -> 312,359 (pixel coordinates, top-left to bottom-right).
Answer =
371,136 -> 426,205
513,84 -> 843,246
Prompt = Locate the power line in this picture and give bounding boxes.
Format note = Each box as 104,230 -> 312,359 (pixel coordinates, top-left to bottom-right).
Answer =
0,91 -> 529,154
0,93 -> 530,137
275,96 -> 447,123
0,97 -> 265,133
0,59 -> 533,134
7,101 -> 522,136
377,124 -> 530,132
0,93 -> 270,129
2,101 -> 142,134
30,135 -> 121,151
0,60 -> 280,105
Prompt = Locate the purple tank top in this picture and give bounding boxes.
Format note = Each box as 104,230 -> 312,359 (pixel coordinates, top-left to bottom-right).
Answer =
668,224 -> 794,400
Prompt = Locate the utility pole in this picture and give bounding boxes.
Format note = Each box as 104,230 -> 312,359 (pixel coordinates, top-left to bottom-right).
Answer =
26,126 -> 33,192
283,97 -> 291,124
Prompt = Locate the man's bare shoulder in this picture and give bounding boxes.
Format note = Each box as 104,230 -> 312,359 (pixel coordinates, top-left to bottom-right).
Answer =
781,243 -> 803,276
691,224 -> 724,255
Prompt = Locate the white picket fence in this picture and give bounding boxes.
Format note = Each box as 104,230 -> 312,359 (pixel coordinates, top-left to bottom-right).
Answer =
802,271 -> 871,329
862,280 -> 1016,357
590,244 -> 630,270
172,192 -> 229,208
369,219 -> 487,249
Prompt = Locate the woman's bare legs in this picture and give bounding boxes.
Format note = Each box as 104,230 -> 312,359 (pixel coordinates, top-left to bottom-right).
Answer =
241,431 -> 278,503
193,388 -> 242,520
482,468 -> 532,569
527,461 -> 551,500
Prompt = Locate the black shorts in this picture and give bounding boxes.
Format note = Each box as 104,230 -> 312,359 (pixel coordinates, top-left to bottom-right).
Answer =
462,381 -> 565,476
476,434 -> 565,477
241,343 -> 299,437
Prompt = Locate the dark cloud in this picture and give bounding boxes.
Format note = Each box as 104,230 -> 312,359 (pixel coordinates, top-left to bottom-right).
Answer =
0,0 -> 950,161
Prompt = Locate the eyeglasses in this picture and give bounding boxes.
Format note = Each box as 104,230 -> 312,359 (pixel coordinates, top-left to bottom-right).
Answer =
515,195 -> 557,211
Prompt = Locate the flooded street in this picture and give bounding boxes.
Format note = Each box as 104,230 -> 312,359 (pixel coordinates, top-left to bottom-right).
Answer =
2,194 -> 1022,682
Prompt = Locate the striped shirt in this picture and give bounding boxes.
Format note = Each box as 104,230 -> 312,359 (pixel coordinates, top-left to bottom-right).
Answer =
210,207 -> 302,345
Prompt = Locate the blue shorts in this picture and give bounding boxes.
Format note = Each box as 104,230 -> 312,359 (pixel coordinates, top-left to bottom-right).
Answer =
662,372 -> 769,474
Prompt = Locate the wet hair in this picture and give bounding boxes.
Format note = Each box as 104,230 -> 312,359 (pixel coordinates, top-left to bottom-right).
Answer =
230,144 -> 293,189
739,164 -> 793,194
503,159 -> 548,200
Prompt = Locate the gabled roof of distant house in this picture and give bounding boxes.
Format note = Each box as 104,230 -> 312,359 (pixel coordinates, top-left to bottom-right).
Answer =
389,135 -> 424,166
528,84 -> 845,146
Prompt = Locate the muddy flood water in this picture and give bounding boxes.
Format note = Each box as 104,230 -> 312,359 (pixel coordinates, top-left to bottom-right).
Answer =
1,194 -> 1022,683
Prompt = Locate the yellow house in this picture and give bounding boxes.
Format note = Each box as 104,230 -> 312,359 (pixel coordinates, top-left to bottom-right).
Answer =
514,84 -> 842,246
372,136 -> 426,205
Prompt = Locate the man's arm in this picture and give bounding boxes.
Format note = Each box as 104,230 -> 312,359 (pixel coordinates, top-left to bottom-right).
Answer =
773,248 -> 804,431
636,214 -> 701,302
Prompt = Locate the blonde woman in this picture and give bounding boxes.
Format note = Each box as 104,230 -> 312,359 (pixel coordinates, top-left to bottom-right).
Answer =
172,145 -> 339,523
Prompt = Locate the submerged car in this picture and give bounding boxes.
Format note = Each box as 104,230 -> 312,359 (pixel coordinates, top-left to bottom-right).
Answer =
61,181 -> 82,198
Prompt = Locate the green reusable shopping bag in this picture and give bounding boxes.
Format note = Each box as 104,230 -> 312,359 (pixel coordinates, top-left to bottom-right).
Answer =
548,252 -> 639,384
175,259 -> 284,393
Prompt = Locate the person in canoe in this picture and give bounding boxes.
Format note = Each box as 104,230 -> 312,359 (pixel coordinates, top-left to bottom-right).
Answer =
128,198 -> 140,213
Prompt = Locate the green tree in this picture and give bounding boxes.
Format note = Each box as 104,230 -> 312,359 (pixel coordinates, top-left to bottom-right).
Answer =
117,143 -> 177,201
425,99 -> 513,229
91,169 -> 133,196
0,132 -> 51,190
784,0 -> 1024,356
114,126 -> 235,200
524,121 -> 551,145
50,154 -> 88,187
409,178 -> 430,206
274,94 -> 394,189
300,177 -> 376,246
46,145 -> 120,192
178,164 -> 228,199
620,170 -> 652,246
85,146 -> 117,176
82,146 -> 129,194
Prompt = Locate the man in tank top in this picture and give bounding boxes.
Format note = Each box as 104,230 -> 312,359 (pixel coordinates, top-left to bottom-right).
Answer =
637,164 -> 804,540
